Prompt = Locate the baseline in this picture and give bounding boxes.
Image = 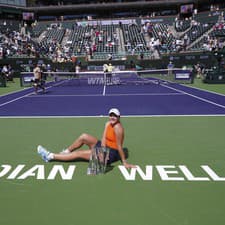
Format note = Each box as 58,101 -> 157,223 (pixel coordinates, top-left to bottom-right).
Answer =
161,83 -> 225,110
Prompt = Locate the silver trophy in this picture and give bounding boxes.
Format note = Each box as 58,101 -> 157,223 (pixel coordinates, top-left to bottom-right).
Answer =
87,147 -> 109,175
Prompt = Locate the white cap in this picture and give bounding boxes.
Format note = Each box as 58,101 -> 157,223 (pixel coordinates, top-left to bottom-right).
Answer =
108,108 -> 120,117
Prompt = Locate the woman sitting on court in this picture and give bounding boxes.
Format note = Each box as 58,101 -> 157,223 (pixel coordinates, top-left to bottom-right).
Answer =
37,108 -> 136,169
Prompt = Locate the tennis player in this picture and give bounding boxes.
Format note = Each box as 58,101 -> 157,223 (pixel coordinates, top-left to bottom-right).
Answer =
32,64 -> 45,94
37,108 -> 136,169
105,63 -> 114,85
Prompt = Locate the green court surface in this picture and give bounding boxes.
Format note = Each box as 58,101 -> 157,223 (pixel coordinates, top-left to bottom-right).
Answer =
1,116 -> 225,225
0,78 -> 25,96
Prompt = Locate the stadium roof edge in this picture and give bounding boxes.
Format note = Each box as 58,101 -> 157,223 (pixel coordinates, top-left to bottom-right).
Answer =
0,0 -> 218,13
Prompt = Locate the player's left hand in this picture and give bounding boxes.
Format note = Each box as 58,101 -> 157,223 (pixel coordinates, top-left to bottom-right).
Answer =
123,161 -> 137,168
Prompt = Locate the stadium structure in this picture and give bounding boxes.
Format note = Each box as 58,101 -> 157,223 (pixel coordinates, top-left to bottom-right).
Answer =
0,0 -> 225,83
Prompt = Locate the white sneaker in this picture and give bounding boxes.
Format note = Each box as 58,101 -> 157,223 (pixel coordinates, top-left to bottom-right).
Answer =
37,145 -> 52,162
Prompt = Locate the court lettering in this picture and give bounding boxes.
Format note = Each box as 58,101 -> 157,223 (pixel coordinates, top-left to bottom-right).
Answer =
118,165 -> 225,181
87,77 -> 120,85
0,164 -> 76,180
0,164 -> 225,181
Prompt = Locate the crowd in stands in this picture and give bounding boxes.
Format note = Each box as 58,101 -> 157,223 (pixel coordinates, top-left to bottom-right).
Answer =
0,9 -> 225,63
201,22 -> 225,51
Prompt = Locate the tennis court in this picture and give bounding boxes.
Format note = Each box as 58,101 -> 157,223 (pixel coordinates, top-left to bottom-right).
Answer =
0,75 -> 225,225
1,70 -> 225,116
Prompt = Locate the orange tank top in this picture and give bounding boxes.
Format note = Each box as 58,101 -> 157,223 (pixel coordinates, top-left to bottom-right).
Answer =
105,123 -> 118,150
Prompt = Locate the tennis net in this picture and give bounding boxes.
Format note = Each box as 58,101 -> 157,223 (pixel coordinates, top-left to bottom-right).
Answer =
20,68 -> 193,87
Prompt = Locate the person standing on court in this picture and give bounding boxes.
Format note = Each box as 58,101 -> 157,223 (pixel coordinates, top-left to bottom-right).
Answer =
33,64 -> 45,94
75,64 -> 80,78
103,63 -> 108,74
107,63 -> 114,84
37,108 -> 136,169
103,63 -> 109,84
167,61 -> 174,76
107,63 -> 114,74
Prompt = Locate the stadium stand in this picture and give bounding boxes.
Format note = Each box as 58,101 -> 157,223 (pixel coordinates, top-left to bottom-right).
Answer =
1,12 -> 224,60
0,0 -> 224,75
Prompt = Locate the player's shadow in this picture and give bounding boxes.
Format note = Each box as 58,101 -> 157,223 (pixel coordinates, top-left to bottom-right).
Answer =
105,165 -> 114,173
124,147 -> 129,160
105,147 -> 129,173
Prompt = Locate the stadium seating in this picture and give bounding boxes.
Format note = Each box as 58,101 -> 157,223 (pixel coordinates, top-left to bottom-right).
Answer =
0,9 -> 224,61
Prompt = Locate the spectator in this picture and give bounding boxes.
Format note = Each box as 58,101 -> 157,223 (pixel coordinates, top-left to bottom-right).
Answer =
167,61 -> 174,76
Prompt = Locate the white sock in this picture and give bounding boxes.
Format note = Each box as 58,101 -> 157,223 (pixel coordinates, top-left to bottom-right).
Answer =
48,153 -> 54,160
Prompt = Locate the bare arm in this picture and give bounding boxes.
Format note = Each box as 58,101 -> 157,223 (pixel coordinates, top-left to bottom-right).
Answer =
114,123 -> 136,168
101,121 -> 109,147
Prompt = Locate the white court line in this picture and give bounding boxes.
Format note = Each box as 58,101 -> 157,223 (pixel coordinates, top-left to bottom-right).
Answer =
179,83 -> 225,97
0,87 -> 31,97
1,86 -> 181,107
0,84 -> 56,107
51,79 -> 71,87
1,114 -> 225,119
161,83 -> 225,109
1,80 -> 224,113
0,92 -> 34,107
102,85 -> 106,96
26,92 -> 184,97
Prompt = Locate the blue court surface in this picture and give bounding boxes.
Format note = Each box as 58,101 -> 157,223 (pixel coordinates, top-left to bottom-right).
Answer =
0,81 -> 225,117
